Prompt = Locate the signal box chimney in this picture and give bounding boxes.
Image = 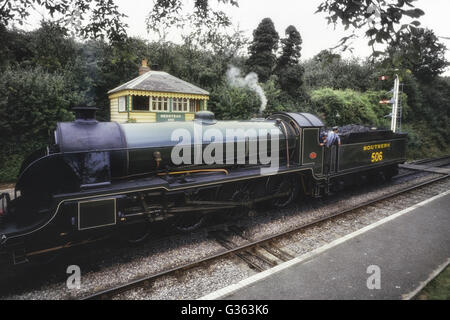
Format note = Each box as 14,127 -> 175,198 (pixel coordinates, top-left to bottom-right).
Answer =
139,59 -> 151,75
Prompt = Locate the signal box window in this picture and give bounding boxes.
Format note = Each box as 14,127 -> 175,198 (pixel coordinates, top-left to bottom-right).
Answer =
173,98 -> 189,112
132,95 -> 149,111
151,97 -> 168,111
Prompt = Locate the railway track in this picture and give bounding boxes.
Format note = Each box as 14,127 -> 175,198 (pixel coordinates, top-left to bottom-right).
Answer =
394,155 -> 450,180
81,171 -> 450,300
410,155 -> 450,165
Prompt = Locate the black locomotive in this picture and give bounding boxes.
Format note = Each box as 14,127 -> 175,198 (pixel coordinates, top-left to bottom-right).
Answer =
0,108 -> 407,266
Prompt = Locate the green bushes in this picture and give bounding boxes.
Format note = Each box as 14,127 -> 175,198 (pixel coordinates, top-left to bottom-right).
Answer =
0,67 -> 80,182
309,88 -> 391,128
209,83 -> 261,120
0,67 -> 78,140
0,141 -> 47,182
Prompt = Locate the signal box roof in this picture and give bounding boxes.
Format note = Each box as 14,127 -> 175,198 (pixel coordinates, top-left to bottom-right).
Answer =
108,70 -> 209,96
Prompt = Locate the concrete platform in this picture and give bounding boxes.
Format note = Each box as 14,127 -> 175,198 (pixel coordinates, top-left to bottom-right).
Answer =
200,190 -> 450,300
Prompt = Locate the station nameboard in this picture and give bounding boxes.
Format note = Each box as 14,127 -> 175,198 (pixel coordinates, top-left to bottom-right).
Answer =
156,113 -> 185,122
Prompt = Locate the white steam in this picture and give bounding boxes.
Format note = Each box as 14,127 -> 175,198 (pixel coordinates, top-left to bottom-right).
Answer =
226,66 -> 267,115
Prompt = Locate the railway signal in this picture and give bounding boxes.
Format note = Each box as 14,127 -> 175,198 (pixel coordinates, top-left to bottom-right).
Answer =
390,75 -> 400,133
379,98 -> 395,105
378,74 -> 400,132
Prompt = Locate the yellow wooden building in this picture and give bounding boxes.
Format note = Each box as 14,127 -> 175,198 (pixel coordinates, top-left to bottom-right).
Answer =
108,60 -> 209,122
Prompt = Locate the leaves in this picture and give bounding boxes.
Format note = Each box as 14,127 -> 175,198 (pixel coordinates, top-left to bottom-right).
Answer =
310,88 -> 384,127
403,8 -> 425,18
146,0 -> 239,43
0,0 -> 127,42
383,28 -> 449,82
315,0 -> 425,54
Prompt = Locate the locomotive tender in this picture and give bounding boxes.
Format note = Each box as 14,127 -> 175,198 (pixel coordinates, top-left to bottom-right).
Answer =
0,108 -> 407,265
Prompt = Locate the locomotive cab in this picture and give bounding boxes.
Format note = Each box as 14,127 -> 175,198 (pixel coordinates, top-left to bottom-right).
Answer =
268,112 -> 325,176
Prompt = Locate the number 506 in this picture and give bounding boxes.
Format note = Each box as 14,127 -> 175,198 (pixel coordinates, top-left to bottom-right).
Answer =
371,151 -> 383,163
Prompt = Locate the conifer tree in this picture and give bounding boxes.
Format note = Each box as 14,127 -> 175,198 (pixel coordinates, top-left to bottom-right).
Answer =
276,25 -> 304,97
246,18 -> 279,82
277,25 -> 302,70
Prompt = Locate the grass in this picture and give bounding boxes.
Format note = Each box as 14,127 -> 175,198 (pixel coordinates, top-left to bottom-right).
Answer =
415,265 -> 450,300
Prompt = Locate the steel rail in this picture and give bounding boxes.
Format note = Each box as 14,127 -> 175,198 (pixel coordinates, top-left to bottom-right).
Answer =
410,155 -> 450,165
394,155 -> 450,180
81,173 -> 449,300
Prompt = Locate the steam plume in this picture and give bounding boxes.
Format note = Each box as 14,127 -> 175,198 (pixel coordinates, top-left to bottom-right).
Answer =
226,66 -> 267,115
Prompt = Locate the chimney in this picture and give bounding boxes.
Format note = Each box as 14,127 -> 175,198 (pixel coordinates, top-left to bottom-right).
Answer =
73,106 -> 98,124
139,59 -> 151,75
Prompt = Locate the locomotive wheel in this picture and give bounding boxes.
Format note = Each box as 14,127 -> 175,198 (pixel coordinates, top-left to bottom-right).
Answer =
219,183 -> 252,218
230,184 -> 251,217
124,223 -> 151,244
266,175 -> 298,209
174,213 -> 205,232
174,190 -> 206,232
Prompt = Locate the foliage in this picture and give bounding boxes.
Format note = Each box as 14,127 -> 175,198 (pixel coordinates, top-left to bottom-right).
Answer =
146,0 -> 238,33
383,28 -> 449,83
277,25 -> 302,70
261,77 -> 311,116
93,38 -> 151,120
274,25 -> 305,97
402,122 -> 449,160
277,64 -> 305,98
0,22 -> 81,70
316,0 -> 425,55
246,18 -> 279,82
303,55 -> 377,92
0,67 -> 80,182
0,141 -> 47,182
0,0 -> 127,42
146,0 -> 240,50
145,0 -> 426,56
208,82 -> 261,120
417,77 -> 450,146
309,88 -> 391,128
0,67 -> 78,141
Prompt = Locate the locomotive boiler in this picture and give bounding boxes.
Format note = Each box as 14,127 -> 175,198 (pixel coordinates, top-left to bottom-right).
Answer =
0,108 -> 407,266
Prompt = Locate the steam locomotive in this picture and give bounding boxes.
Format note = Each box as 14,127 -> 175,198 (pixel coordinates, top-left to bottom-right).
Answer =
0,108 -> 407,266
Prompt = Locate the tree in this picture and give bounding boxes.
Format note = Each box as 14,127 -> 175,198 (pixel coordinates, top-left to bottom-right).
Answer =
316,0 -> 425,55
384,28 -> 449,83
246,18 -> 279,82
303,56 -> 377,92
94,37 -> 151,120
146,0 -> 238,34
0,25 -> 34,68
209,82 -> 260,120
146,0 -> 425,55
0,0 -> 127,41
0,67 -> 78,141
309,88 -> 388,127
277,64 -> 305,98
277,25 -> 302,70
27,21 -> 80,73
313,49 -> 341,64
275,25 -> 304,97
